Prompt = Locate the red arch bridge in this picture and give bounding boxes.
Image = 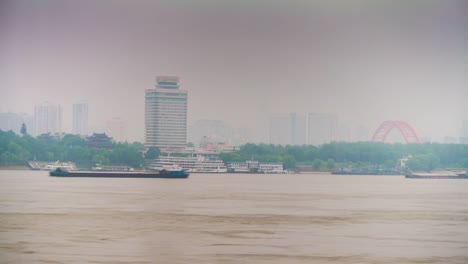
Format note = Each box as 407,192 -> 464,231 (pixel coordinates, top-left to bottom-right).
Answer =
371,120 -> 421,144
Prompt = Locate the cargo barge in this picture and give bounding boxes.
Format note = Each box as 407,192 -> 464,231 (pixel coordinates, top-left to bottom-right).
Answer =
332,168 -> 401,176
49,168 -> 189,178
405,171 -> 468,179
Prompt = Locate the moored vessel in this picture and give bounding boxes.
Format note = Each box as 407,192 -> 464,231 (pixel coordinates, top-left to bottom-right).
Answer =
49,168 -> 189,178
150,155 -> 227,173
405,171 -> 468,179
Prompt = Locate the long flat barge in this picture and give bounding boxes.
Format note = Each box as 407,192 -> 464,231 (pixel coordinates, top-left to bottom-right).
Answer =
49,168 -> 189,178
405,172 -> 468,179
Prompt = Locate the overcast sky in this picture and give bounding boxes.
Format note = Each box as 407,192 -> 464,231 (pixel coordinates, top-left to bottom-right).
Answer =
1,0 -> 467,142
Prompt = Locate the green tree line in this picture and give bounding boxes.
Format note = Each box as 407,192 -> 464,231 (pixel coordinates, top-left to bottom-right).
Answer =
0,130 -> 145,168
220,142 -> 468,170
2,129 -> 468,171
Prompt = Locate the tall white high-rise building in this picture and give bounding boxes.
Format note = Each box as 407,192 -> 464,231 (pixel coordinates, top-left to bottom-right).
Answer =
73,102 -> 88,136
145,76 -> 188,149
34,103 -> 62,136
307,113 -> 338,146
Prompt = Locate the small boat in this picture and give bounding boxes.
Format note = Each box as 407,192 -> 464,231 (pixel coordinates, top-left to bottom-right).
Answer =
49,167 -> 189,178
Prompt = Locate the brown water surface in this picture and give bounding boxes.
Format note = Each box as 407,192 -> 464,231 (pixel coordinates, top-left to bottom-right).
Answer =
1,170 -> 468,263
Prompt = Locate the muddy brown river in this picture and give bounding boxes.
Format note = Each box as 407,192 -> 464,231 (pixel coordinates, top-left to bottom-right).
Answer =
1,170 -> 468,263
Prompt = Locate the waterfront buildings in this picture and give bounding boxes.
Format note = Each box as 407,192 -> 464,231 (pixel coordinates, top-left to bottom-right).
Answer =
307,113 -> 338,146
268,113 -> 306,145
72,102 -> 88,136
34,103 -> 62,137
145,76 -> 188,150
106,117 -> 127,142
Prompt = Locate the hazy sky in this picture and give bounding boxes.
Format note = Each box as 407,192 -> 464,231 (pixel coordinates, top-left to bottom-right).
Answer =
1,0 -> 467,142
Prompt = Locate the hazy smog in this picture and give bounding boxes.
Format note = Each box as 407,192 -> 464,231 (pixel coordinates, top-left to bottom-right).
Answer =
1,0 -> 467,142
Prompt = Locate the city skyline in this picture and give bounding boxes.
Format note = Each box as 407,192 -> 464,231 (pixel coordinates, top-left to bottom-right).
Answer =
1,1 -> 467,142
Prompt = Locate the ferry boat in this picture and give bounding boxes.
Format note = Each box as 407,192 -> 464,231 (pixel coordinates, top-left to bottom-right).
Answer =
227,160 -> 285,173
49,167 -> 189,178
150,155 -> 227,173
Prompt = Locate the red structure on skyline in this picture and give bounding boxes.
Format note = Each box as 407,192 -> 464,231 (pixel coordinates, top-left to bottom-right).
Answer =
372,121 -> 421,144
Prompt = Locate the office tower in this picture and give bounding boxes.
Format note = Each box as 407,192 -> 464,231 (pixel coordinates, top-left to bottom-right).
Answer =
73,102 -> 88,136
34,103 -> 62,136
145,76 -> 188,149
106,117 -> 127,142
291,113 -> 306,145
269,113 -> 306,145
307,113 -> 338,146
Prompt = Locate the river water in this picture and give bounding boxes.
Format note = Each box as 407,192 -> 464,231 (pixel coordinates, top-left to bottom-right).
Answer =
1,170 -> 467,264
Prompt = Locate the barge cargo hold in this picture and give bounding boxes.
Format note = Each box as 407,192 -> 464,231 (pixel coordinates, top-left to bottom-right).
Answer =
49,168 -> 189,178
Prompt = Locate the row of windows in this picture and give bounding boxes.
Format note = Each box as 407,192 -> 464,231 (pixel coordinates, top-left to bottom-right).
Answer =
145,97 -> 187,102
145,116 -> 186,119
145,121 -> 187,124
146,92 -> 187,97
146,102 -> 187,105
146,130 -> 186,134
146,129 -> 186,132
145,106 -> 187,110
145,111 -> 187,115
145,124 -> 187,128
145,105 -> 187,112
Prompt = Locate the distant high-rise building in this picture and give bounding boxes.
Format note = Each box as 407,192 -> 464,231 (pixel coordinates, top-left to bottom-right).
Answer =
34,103 -> 62,136
189,119 -> 228,146
145,76 -> 188,149
73,102 -> 88,136
0,112 -> 33,135
460,119 -> 468,144
106,117 -> 127,142
269,113 -> 291,145
291,113 -> 306,145
307,113 -> 338,146
269,113 -> 306,145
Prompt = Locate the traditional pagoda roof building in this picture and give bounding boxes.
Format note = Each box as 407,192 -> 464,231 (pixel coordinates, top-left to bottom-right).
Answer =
86,133 -> 113,149
37,132 -> 61,142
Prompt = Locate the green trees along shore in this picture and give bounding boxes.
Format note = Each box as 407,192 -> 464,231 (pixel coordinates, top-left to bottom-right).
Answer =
1,129 -> 468,171
0,130 -> 145,168
219,143 -> 468,171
